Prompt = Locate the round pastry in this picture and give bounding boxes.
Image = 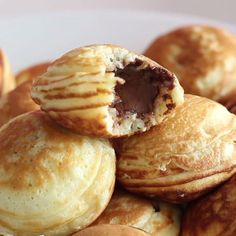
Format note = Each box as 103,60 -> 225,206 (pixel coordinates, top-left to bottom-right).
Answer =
73,224 -> 151,236
93,189 -> 181,236
0,49 -> 15,96
0,80 -> 39,127
15,62 -> 50,86
31,44 -> 184,137
0,111 -> 116,236
144,25 -> 236,101
182,174 -> 236,236
117,94 -> 236,203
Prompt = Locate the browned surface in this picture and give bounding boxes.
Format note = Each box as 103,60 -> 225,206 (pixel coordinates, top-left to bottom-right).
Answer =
31,44 -> 183,137
219,91 -> 236,114
117,95 -> 236,203
144,25 -> 236,101
73,224 -> 150,236
0,110 -> 83,189
0,51 -> 3,94
0,110 -> 116,235
0,80 -> 39,127
93,189 -> 154,225
182,174 -> 236,236
0,49 -> 15,96
93,189 -> 181,236
15,62 -> 50,86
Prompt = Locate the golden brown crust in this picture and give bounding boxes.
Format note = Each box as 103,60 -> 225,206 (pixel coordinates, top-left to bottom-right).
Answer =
219,90 -> 236,114
144,25 -> 236,101
93,189 -> 154,225
15,62 -> 50,86
0,80 -> 39,127
182,174 -> 236,236
117,95 -> 236,203
73,224 -> 151,236
31,44 -> 184,137
93,189 -> 181,236
0,49 -> 15,96
0,111 -> 116,235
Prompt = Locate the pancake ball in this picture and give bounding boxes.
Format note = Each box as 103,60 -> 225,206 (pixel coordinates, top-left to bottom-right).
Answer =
0,80 -> 39,127
144,25 -> 236,101
15,62 -> 50,86
182,174 -> 236,236
31,44 -> 184,137
0,111 -> 116,236
93,189 -> 181,236
117,95 -> 236,203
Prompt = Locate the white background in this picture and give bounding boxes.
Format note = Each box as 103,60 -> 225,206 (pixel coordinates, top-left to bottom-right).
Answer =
0,0 -> 235,72
0,0 -> 236,23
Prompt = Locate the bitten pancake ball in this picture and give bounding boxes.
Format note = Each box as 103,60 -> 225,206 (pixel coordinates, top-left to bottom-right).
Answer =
31,44 -> 184,137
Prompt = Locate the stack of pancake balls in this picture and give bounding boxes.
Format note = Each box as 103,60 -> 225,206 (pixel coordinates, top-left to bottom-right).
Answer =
1,25 -> 236,236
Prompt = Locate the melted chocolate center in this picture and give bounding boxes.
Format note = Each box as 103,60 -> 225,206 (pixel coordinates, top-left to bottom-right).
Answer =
112,59 -> 174,118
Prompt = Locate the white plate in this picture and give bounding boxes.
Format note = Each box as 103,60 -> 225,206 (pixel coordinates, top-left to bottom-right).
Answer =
1,10 -> 236,72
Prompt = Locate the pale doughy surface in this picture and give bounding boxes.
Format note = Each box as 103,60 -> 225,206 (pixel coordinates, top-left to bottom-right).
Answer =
0,111 -> 116,236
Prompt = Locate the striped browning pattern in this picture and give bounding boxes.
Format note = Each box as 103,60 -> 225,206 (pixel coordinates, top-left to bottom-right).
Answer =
117,95 -> 236,203
32,44 -> 184,137
32,46 -> 134,136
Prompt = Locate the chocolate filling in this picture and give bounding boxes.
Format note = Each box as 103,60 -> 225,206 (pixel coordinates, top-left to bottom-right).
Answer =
111,59 -> 175,118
